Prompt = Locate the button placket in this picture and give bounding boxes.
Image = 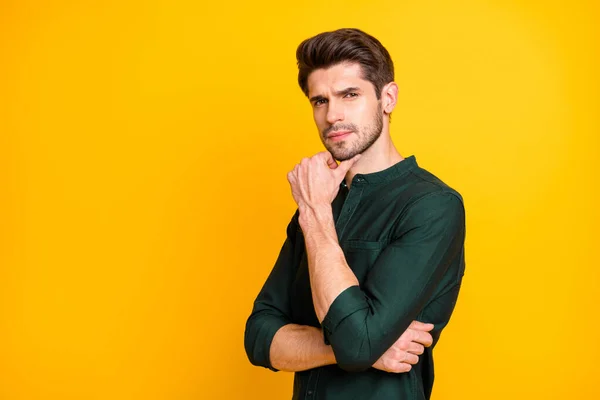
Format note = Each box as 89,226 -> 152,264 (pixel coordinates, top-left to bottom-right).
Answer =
335,184 -> 364,240
304,369 -> 320,400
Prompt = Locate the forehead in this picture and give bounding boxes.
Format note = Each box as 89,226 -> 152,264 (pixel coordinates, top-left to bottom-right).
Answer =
307,62 -> 372,97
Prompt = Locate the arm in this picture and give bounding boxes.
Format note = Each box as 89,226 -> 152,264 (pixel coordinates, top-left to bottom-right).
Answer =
299,204 -> 357,322
269,324 -> 336,372
302,192 -> 466,372
244,206 -> 435,373
269,321 -> 433,373
286,152 -> 458,373
244,212 -> 301,370
244,211 -> 340,372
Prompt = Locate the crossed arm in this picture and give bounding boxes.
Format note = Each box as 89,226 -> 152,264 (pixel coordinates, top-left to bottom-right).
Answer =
286,152 -> 465,372
269,321 -> 433,373
243,210 -> 434,374
245,152 -> 465,373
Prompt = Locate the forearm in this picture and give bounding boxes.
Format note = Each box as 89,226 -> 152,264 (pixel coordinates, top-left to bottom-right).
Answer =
299,204 -> 358,322
269,324 -> 336,372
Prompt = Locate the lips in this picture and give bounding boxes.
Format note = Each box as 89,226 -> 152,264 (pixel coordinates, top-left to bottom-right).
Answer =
328,130 -> 353,139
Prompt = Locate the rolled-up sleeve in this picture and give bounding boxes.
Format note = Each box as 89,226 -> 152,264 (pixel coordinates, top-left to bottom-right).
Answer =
322,192 -> 466,372
244,211 -> 300,371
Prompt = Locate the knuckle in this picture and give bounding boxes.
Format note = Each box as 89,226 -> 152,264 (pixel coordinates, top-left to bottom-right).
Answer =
413,330 -> 422,341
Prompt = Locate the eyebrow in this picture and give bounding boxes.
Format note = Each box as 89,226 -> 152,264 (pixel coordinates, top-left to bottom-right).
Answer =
335,87 -> 361,96
309,87 -> 362,104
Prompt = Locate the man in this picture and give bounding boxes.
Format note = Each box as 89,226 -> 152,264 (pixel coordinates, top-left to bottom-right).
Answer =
244,28 -> 466,400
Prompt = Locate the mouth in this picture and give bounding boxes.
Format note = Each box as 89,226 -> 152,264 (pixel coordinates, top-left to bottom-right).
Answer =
327,130 -> 353,141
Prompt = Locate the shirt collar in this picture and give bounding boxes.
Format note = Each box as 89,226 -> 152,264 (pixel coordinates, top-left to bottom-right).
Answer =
341,155 -> 418,187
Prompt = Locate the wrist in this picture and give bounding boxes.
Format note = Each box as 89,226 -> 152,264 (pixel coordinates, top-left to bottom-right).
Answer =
298,203 -> 333,230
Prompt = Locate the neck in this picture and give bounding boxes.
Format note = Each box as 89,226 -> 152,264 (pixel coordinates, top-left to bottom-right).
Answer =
345,131 -> 404,187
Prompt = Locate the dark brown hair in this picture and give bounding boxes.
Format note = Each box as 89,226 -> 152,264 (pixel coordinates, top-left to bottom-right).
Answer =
296,28 -> 395,99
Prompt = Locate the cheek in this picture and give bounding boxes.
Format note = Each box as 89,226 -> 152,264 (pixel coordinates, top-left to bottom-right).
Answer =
348,100 -> 370,125
358,98 -> 374,114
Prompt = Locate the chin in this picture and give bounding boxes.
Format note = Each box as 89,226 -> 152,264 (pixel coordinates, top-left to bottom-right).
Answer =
331,150 -> 359,162
324,140 -> 361,161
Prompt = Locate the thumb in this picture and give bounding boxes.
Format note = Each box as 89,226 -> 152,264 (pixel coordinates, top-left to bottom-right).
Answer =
324,151 -> 338,169
336,154 -> 361,178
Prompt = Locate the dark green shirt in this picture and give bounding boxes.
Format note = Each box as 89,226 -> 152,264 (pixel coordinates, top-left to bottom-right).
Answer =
245,156 -> 466,400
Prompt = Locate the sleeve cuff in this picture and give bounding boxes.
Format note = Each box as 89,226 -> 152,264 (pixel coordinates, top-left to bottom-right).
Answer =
321,285 -> 369,345
255,318 -> 289,371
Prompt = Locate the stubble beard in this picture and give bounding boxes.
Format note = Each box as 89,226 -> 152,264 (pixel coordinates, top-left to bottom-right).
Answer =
322,102 -> 384,161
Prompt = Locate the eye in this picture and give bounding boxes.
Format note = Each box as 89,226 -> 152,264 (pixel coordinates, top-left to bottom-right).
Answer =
344,92 -> 358,98
314,99 -> 327,106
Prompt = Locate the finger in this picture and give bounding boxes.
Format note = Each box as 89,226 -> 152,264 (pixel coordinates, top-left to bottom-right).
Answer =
324,152 -> 338,169
388,362 -> 412,374
409,321 -> 434,331
407,342 -> 425,356
412,330 -> 433,347
335,153 -> 362,177
394,339 -> 409,351
404,352 -> 419,365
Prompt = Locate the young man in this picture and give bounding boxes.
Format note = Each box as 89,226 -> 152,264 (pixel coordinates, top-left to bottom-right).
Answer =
244,28 -> 466,399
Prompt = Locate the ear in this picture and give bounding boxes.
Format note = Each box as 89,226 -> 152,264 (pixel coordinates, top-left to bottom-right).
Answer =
381,81 -> 399,115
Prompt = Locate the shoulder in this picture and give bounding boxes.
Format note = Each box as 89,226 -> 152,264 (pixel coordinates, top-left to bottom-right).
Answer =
408,163 -> 462,198
392,165 -> 465,235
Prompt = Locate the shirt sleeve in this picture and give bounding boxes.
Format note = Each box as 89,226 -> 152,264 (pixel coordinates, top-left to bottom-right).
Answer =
321,191 -> 466,372
244,210 -> 301,371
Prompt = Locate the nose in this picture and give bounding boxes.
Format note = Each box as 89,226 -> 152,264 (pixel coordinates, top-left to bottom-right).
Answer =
326,99 -> 344,125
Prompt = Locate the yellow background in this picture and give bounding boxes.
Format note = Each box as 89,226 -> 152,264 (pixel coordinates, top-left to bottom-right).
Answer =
1,0 -> 598,399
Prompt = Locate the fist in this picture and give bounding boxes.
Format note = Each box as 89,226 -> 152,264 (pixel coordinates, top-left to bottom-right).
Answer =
287,151 -> 361,209
372,321 -> 434,373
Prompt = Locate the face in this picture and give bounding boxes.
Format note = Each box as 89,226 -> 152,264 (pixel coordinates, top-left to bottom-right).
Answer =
307,62 -> 384,161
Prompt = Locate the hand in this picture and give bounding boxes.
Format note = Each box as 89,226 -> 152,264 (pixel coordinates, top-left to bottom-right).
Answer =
287,151 -> 361,210
372,321 -> 434,373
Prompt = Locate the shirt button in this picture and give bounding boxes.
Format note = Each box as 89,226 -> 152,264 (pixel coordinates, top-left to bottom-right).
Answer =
307,390 -> 313,396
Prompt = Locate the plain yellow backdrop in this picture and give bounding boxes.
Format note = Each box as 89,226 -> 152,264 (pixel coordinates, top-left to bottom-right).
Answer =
1,0 -> 598,399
